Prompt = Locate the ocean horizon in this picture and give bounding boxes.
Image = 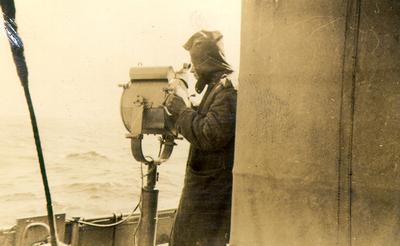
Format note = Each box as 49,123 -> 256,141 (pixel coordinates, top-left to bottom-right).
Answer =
0,114 -> 188,229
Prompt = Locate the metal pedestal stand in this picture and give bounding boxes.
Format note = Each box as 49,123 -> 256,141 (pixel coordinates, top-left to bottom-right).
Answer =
128,134 -> 175,246
137,161 -> 159,246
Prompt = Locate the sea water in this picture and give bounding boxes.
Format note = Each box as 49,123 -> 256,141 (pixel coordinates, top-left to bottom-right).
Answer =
0,115 -> 188,229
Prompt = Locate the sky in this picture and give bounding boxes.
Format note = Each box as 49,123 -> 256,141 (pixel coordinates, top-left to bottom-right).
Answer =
0,0 -> 241,122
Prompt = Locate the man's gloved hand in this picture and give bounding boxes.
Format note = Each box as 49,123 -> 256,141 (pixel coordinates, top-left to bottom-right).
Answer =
164,94 -> 187,117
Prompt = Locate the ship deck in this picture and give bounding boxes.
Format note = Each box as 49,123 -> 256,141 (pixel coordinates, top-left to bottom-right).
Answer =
0,209 -> 175,246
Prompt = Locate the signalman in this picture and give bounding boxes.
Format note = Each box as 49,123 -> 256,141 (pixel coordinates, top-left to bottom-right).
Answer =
165,30 -> 237,246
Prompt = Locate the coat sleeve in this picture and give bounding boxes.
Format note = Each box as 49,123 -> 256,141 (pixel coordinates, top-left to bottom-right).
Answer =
175,87 -> 236,151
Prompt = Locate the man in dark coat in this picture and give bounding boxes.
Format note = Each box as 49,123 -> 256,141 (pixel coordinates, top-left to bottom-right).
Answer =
165,30 -> 237,246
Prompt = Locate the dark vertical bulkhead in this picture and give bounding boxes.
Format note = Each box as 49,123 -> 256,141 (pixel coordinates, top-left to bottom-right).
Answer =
351,1 -> 400,245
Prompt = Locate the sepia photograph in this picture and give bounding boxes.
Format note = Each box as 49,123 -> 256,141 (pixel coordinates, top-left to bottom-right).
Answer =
0,0 -> 399,245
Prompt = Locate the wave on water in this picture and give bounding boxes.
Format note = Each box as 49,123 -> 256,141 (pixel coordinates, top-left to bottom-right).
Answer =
0,192 -> 37,202
65,151 -> 109,161
65,181 -> 123,191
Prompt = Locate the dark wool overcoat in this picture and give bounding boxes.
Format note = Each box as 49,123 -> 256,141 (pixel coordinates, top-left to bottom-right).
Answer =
169,74 -> 237,246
